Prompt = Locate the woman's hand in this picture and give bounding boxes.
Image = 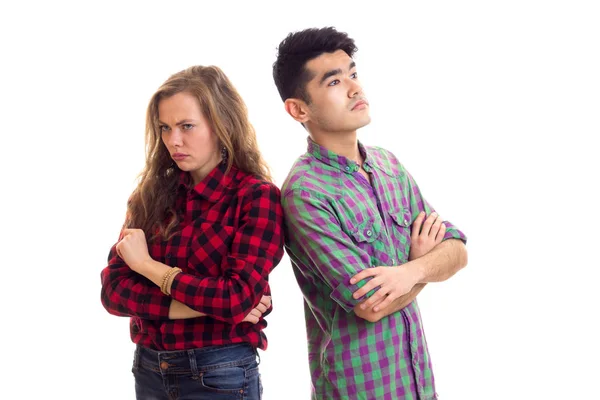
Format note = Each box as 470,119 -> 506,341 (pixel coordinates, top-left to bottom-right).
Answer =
242,295 -> 272,324
116,228 -> 153,273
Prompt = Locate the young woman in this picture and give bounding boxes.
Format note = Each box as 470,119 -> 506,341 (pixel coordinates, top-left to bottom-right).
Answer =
101,65 -> 283,400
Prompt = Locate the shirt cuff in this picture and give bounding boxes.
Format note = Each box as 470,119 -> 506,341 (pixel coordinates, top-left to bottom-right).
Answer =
443,226 -> 467,244
330,279 -> 362,313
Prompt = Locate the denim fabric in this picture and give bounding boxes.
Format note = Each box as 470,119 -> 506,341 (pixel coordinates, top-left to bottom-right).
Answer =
132,343 -> 262,400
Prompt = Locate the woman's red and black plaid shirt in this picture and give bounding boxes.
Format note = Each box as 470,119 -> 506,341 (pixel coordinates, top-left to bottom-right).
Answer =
101,163 -> 284,351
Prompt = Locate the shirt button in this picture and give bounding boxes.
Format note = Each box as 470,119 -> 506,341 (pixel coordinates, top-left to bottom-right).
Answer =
166,254 -> 171,258
404,219 -> 409,225
391,259 -> 396,264
366,230 -> 372,237
345,166 -> 350,171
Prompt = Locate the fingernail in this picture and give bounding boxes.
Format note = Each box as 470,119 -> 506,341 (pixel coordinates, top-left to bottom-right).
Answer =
350,279 -> 355,284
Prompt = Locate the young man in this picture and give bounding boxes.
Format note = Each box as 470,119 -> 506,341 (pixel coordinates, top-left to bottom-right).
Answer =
273,27 -> 468,400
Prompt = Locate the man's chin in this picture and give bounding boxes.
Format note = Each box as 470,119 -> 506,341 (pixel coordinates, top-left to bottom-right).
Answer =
355,115 -> 372,130
337,118 -> 371,134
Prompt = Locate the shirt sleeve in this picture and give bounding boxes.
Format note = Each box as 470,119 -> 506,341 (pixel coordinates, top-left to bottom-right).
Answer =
282,188 -> 374,313
402,165 -> 468,244
168,183 -> 284,324
100,239 -> 171,320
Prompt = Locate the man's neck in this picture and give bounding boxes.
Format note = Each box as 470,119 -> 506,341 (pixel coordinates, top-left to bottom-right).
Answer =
311,131 -> 362,164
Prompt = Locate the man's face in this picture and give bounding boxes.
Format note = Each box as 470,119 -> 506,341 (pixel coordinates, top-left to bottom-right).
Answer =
302,49 -> 371,134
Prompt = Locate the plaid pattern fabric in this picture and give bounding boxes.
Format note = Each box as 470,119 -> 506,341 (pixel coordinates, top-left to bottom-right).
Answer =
101,163 -> 284,351
282,138 -> 467,399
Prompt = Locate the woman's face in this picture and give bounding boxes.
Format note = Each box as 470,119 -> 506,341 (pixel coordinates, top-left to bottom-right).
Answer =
158,92 -> 221,185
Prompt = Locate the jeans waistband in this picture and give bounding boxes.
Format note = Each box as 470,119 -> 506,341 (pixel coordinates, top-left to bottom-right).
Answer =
134,343 -> 258,375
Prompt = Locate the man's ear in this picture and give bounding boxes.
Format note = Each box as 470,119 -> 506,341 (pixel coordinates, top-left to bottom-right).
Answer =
284,98 -> 310,124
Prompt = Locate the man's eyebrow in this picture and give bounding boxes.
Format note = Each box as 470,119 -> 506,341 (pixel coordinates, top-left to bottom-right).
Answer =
319,68 -> 342,86
318,61 -> 357,86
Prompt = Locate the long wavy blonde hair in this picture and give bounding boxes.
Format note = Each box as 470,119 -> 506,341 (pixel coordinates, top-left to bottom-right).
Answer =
126,65 -> 272,240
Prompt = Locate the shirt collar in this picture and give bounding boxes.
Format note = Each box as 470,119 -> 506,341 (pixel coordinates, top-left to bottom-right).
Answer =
307,137 -> 392,176
177,162 -> 238,202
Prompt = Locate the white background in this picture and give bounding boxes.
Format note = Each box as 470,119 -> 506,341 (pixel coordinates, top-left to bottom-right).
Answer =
1,1 -> 599,399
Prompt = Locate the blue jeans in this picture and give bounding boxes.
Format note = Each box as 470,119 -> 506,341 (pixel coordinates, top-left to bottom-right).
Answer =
132,343 -> 262,400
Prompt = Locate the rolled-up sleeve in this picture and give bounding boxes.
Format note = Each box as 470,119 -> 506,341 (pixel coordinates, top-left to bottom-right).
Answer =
283,189 -> 373,312
100,244 -> 171,320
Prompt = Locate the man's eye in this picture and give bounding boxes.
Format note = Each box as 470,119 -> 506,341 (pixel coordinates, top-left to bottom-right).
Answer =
328,79 -> 340,86
351,72 -> 358,79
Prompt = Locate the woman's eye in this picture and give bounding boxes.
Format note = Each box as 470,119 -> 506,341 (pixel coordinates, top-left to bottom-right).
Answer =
182,124 -> 194,130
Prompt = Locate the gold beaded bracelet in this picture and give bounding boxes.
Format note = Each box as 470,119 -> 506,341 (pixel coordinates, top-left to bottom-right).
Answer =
160,268 -> 178,295
165,268 -> 182,296
160,267 -> 182,295
159,269 -> 172,294
161,267 -> 181,295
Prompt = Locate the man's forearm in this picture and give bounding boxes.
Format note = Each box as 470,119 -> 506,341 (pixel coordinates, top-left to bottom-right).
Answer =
411,239 -> 468,283
377,283 -> 426,318
354,283 -> 426,323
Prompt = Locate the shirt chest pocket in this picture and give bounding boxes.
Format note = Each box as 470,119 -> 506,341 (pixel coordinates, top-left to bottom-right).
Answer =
188,222 -> 236,275
389,209 -> 412,229
341,215 -> 399,266
388,209 -> 413,262
343,217 -> 382,245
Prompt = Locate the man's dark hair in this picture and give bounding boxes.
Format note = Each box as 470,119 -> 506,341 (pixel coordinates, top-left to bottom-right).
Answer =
272,27 -> 357,103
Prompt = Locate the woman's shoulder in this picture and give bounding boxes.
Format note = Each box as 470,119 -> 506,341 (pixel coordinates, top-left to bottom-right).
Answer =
231,168 -> 281,198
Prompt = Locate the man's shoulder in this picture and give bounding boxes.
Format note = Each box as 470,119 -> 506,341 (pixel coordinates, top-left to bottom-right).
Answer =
364,145 -> 405,176
281,155 -> 340,198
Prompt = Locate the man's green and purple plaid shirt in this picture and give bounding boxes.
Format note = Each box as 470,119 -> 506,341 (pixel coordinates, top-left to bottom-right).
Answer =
282,138 -> 467,400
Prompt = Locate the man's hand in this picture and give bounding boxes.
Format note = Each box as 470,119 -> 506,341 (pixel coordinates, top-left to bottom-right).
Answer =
409,212 -> 445,260
351,265 -> 421,312
116,229 -> 153,273
354,283 -> 427,322
351,212 -> 446,313
242,295 -> 272,324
